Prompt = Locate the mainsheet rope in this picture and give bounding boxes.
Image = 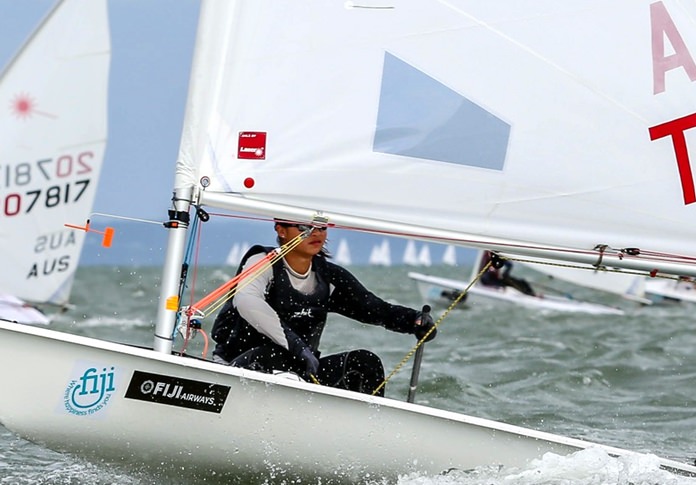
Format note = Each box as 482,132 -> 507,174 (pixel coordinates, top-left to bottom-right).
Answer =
371,259 -> 493,396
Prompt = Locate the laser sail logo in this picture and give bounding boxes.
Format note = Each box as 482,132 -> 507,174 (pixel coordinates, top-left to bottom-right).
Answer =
62,364 -> 119,417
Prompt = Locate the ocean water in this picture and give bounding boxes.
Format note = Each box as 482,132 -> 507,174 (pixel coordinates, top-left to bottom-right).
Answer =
2,263 -> 696,484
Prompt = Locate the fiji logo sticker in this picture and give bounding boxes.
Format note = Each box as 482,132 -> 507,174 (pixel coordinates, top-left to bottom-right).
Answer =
60,362 -> 121,417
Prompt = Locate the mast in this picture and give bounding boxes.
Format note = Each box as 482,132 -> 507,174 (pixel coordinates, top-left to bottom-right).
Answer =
153,186 -> 192,353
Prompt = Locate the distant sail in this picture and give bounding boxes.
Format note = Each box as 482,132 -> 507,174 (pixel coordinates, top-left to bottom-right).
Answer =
403,240 -> 419,266
225,242 -> 250,266
369,239 -> 391,266
334,238 -> 352,266
417,244 -> 432,267
442,245 -> 457,266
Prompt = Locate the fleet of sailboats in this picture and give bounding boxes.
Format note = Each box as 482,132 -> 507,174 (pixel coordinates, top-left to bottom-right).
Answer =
2,0 -> 696,482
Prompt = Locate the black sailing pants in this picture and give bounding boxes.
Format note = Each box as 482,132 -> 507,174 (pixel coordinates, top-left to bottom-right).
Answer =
230,345 -> 386,397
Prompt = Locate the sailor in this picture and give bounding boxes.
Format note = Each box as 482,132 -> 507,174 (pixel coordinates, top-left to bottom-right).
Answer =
211,219 -> 436,396
480,251 -> 536,296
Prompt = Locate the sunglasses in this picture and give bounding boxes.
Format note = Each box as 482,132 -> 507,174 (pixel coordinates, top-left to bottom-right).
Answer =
290,224 -> 328,232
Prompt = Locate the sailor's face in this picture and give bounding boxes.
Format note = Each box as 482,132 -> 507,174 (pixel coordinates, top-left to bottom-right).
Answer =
281,224 -> 328,256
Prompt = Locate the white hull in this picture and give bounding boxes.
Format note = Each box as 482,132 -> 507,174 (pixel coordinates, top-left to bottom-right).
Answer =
1,321 -> 692,481
409,272 -> 625,316
644,279 -> 696,304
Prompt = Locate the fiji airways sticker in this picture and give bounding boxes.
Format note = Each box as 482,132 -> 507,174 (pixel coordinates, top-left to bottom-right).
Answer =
60,362 -> 121,417
238,131 -> 266,160
124,370 -> 230,413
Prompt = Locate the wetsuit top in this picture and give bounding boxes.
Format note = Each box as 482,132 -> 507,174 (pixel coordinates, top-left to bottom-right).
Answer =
211,245 -> 420,363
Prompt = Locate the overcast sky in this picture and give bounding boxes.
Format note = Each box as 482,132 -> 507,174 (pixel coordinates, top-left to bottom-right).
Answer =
0,0 -> 200,220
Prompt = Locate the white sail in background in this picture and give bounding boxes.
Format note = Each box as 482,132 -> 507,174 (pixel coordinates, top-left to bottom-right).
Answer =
442,245 -> 457,266
368,239 -> 391,266
0,0 -> 110,321
417,244 -> 432,267
225,242 -> 250,267
334,238 -> 352,266
403,240 -> 419,266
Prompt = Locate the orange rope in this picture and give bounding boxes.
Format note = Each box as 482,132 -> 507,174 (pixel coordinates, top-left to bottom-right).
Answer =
187,249 -> 280,315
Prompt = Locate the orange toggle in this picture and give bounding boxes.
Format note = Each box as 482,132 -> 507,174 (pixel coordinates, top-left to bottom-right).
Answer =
64,220 -> 115,248
166,296 -> 179,311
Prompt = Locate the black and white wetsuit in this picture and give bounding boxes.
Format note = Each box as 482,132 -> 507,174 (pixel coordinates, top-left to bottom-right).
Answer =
211,245 -> 420,395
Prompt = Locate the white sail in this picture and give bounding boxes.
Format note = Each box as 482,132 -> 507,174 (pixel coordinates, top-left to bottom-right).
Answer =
225,243 -> 240,266
334,238 -> 352,266
189,0 -> 696,278
417,244 -> 432,267
0,0 -> 110,316
368,238 -> 391,266
402,239 -> 419,266
225,241 -> 250,267
442,245 -> 457,266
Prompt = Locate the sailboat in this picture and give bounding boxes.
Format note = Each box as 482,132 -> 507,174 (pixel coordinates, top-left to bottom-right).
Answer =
334,238 -> 352,266
410,250 -> 627,315
224,241 -> 250,266
417,243 -> 432,267
368,238 -> 392,266
0,0 -> 110,324
402,239 -> 419,265
1,0 -> 696,482
442,244 -> 457,266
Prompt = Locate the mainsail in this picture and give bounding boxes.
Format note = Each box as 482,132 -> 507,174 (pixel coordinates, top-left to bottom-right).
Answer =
0,0 -> 110,309
177,0 -> 696,278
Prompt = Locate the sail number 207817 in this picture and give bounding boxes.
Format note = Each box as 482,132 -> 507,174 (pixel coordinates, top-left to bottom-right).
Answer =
0,151 -> 93,217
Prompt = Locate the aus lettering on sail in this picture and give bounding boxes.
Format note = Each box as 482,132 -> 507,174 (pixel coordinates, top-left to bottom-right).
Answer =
27,229 -> 77,279
648,1 -> 696,205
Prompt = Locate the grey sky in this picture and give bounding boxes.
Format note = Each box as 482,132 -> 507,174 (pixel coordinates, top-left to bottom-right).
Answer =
0,0 -> 200,220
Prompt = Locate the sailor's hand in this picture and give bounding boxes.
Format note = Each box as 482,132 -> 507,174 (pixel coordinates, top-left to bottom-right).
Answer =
414,309 -> 437,342
298,347 -> 320,379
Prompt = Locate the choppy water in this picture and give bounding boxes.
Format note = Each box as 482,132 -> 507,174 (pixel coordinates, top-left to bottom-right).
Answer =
2,263 -> 696,484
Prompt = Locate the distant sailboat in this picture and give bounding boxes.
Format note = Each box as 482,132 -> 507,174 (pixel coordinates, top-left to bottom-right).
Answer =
410,250 -> 626,315
402,240 -> 419,266
442,245 -> 457,266
417,244 -> 432,267
225,242 -> 250,266
369,239 -> 391,266
334,238 -> 352,266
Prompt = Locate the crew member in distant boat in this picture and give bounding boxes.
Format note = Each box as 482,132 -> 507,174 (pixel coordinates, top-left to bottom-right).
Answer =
210,219 -> 437,396
479,251 -> 536,296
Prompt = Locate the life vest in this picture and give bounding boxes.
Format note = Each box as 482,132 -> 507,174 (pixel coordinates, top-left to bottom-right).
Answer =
211,245 -> 331,362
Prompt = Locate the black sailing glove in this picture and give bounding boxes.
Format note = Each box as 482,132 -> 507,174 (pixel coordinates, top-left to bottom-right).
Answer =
298,347 -> 320,379
286,330 -> 320,380
414,309 -> 437,342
